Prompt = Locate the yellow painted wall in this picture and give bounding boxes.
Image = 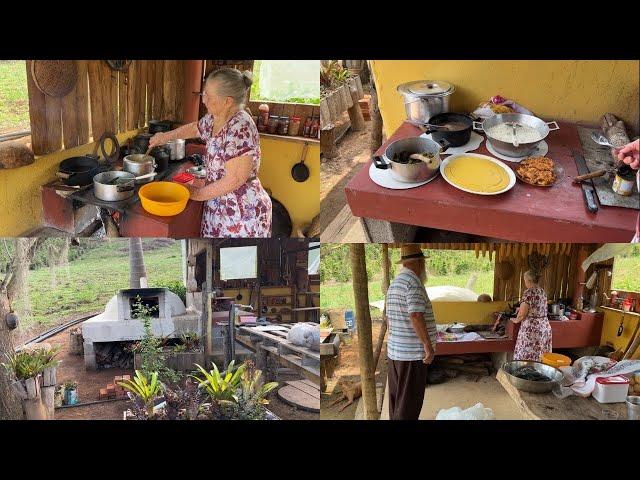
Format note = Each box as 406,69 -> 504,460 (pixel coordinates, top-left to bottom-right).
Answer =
0,130 -> 142,236
258,138 -> 319,236
370,60 -> 640,138
0,134 -> 320,237
432,301 -> 509,325
600,310 -> 640,359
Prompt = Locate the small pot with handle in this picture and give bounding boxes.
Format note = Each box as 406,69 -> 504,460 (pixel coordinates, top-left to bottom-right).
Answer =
57,154 -> 103,186
132,133 -> 154,154
148,120 -> 173,134
93,171 -> 136,202
421,112 -> 474,147
123,154 -> 157,180
373,136 -> 449,183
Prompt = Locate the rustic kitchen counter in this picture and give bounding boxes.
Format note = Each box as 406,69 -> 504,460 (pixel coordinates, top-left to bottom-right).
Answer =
345,121 -> 637,242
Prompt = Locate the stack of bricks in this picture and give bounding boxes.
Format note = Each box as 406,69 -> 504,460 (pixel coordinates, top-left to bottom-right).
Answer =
98,374 -> 130,400
358,95 -> 371,121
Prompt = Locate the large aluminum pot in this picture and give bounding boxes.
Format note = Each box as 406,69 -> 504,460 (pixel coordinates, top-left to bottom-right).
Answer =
373,136 -> 448,183
397,80 -> 455,124
474,113 -> 559,158
123,154 -> 156,175
502,360 -> 564,394
93,171 -> 136,202
166,139 -> 186,161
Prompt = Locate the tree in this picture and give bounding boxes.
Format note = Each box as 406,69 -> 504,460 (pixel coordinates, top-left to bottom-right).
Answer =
0,238 -> 42,420
129,238 -> 147,288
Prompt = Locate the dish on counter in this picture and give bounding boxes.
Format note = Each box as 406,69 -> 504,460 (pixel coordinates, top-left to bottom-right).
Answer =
515,156 -> 561,187
439,153 -> 516,195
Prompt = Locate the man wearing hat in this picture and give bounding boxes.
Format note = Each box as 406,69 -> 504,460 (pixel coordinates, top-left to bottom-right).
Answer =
385,244 -> 437,420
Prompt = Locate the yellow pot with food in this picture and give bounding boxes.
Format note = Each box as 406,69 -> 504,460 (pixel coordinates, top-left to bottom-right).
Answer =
440,153 -> 516,195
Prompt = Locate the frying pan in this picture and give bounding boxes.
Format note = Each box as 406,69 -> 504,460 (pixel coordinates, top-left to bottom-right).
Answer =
57,155 -> 104,186
291,143 -> 310,182
271,196 -> 292,237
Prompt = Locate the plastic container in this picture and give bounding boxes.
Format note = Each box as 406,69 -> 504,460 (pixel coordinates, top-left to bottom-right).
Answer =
541,352 -> 572,368
592,375 -> 630,404
172,172 -> 195,184
138,181 -> 190,217
344,310 -> 355,331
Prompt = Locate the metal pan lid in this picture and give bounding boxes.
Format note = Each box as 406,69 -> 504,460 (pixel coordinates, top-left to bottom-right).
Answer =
397,80 -> 454,97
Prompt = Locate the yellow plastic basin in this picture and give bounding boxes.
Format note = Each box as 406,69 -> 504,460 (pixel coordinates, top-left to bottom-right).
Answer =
138,181 -> 190,217
541,352 -> 571,368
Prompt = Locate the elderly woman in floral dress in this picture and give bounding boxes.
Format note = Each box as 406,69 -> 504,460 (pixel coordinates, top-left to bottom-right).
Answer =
148,67 -> 272,238
512,270 -> 552,361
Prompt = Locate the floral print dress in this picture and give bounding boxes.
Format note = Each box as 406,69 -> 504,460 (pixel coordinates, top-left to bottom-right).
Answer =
197,110 -> 272,238
513,286 -> 553,361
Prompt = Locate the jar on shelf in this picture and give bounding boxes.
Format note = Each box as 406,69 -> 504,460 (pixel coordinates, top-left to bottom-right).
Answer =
302,116 -> 313,137
310,116 -> 319,138
288,116 -> 301,136
277,115 -> 290,135
267,115 -> 279,134
257,104 -> 269,132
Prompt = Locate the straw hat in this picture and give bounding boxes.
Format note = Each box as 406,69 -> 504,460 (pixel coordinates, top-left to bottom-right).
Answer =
396,244 -> 427,264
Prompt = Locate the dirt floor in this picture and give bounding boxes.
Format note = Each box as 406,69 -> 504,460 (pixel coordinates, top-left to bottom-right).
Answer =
320,111 -> 372,242
31,320 -> 317,420
321,309 -> 387,420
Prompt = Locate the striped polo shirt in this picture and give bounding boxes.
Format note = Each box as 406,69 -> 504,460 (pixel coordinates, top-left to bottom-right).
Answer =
386,268 -> 437,361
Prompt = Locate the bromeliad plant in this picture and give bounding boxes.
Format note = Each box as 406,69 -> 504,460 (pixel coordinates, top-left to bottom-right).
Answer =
118,370 -> 163,417
190,361 -> 245,405
2,346 -> 60,381
229,361 -> 278,420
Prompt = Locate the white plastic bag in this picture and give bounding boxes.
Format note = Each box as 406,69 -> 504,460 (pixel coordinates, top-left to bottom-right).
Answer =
287,322 -> 320,351
472,95 -> 534,120
436,402 -> 495,420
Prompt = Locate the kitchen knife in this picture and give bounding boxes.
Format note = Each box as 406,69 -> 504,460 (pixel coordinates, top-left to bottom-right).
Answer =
572,149 -> 599,213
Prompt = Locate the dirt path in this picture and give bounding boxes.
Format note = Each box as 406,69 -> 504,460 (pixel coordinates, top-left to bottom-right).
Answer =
321,310 -> 387,420
320,110 -> 373,240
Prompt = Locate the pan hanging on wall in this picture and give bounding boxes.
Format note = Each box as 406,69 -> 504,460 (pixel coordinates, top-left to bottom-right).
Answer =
106,60 -> 132,72
31,60 -> 78,97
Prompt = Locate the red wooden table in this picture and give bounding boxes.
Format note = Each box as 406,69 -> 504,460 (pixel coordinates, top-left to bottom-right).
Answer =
345,122 -> 637,242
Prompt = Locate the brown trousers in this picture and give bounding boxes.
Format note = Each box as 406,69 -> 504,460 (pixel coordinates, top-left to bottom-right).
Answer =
387,358 -> 429,420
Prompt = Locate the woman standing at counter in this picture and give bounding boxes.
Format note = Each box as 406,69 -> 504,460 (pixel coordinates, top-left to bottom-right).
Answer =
148,68 -> 272,238
512,270 -> 552,361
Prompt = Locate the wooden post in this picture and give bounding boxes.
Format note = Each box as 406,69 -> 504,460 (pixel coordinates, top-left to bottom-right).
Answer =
203,242 -> 213,367
373,244 -> 391,370
320,125 -> 339,159
347,84 -> 365,132
369,80 -> 383,154
572,245 -> 589,309
350,243 -> 379,420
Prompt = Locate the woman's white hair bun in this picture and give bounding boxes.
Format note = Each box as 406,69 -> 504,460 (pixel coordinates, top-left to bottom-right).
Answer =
242,70 -> 253,89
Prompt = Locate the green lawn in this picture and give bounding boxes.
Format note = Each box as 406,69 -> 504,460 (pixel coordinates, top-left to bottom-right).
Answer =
0,60 -> 29,134
611,255 -> 640,292
14,240 -> 183,329
320,271 -> 495,310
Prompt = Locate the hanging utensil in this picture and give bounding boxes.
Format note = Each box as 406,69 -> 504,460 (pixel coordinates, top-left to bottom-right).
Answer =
106,60 -> 132,72
291,143 -> 310,182
31,60 -> 78,98
617,314 -> 625,337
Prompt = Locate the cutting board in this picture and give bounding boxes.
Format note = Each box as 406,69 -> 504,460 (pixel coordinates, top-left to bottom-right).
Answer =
577,126 -> 639,210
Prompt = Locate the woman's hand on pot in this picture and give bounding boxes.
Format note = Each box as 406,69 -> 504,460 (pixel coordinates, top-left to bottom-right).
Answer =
148,132 -> 168,150
615,139 -> 639,170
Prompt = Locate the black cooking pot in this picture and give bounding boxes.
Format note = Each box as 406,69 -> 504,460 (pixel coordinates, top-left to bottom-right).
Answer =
57,155 -> 104,186
149,145 -> 171,172
423,112 -> 473,148
148,120 -> 173,134
132,133 -> 154,153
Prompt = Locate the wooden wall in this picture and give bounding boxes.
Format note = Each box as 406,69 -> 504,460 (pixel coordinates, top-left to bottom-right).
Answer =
201,60 -> 320,134
26,60 -> 186,156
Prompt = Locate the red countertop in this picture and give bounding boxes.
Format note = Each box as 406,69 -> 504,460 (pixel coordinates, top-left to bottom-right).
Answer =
345,122 -> 637,242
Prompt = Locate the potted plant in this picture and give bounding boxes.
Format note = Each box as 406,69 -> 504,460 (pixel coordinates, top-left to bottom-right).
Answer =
2,347 -> 60,400
63,380 -> 78,405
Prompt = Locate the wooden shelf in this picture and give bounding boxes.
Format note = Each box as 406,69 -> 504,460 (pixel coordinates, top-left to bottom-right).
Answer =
259,133 -> 319,145
599,306 -> 640,318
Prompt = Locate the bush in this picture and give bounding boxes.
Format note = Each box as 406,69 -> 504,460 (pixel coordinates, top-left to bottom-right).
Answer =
157,280 -> 186,304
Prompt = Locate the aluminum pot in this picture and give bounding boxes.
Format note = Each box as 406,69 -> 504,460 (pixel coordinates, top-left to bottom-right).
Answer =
166,139 -> 186,161
93,171 -> 136,202
474,113 -> 559,158
397,80 -> 455,124
373,136 -> 448,183
123,154 -> 156,179
502,360 -> 564,394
